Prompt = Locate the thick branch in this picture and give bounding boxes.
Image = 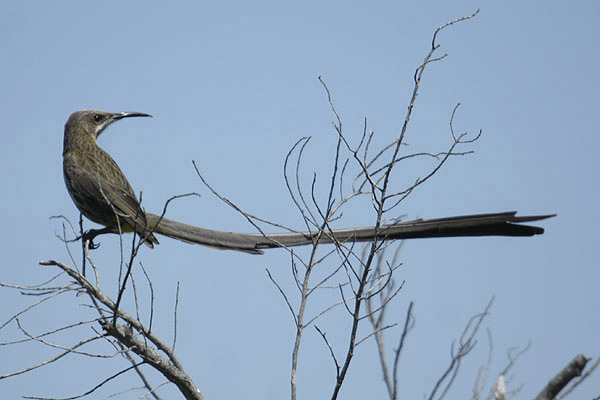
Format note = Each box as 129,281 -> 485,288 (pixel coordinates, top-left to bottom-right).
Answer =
534,354 -> 588,400
102,322 -> 204,400
39,260 -> 203,400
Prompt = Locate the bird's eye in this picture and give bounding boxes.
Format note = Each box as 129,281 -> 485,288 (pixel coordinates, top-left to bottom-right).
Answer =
93,114 -> 103,122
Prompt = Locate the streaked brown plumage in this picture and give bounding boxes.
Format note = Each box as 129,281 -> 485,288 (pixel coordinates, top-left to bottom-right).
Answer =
63,110 -> 159,247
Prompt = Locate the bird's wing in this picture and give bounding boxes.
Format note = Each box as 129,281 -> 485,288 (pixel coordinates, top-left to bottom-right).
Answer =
64,152 -> 148,231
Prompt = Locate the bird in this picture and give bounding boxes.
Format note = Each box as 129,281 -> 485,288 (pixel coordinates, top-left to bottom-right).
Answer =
62,110 -> 554,254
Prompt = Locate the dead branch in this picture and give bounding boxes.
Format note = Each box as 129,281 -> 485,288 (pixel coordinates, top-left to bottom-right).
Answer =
534,354 -> 589,400
428,297 -> 494,400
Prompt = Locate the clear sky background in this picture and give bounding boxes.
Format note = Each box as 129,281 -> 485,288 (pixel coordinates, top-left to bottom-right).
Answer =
1,1 -> 598,399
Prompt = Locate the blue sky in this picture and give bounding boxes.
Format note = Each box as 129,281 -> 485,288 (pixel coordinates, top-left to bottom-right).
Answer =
1,1 -> 598,399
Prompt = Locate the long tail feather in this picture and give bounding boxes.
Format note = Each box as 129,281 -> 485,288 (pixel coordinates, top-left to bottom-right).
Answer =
146,211 -> 555,255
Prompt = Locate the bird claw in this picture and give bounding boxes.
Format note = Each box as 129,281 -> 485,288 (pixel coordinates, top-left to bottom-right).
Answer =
81,230 -> 101,250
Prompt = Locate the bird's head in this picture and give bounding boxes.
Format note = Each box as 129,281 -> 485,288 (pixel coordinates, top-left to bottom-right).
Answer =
65,110 -> 152,140
63,110 -> 152,154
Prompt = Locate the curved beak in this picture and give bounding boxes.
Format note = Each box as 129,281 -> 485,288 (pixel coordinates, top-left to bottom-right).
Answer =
111,112 -> 153,120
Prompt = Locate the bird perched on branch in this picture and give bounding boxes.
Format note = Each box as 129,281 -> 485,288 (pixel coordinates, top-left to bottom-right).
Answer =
62,110 -> 554,254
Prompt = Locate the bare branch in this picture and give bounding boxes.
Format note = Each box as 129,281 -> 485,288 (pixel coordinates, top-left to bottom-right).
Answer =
534,354 -> 590,400
22,362 -> 144,400
37,259 -> 204,400
315,325 -> 340,377
428,297 -> 494,400
172,282 -> 180,351
392,301 -> 414,399
266,268 -> 298,327
0,334 -> 101,379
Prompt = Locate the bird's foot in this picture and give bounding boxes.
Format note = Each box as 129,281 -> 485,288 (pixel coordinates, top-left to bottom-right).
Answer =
81,229 -> 102,250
